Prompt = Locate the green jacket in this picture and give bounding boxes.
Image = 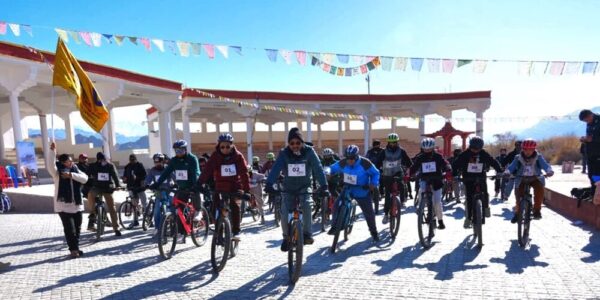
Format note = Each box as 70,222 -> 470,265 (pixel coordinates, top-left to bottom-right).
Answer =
266,144 -> 327,193
156,153 -> 200,191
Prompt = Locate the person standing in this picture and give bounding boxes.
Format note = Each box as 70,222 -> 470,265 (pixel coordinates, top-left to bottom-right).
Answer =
122,154 -> 148,228
580,109 -> 600,193
494,148 -> 508,198
48,142 -> 88,258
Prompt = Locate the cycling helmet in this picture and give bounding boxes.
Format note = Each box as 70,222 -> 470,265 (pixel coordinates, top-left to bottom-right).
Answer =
323,148 -> 334,156
345,145 -> 360,159
387,133 -> 400,143
579,109 -> 593,121
522,138 -> 537,150
420,138 -> 436,150
266,152 -> 275,160
152,153 -> 165,162
172,140 -> 188,149
218,133 -> 234,143
253,156 -> 260,163
469,136 -> 484,150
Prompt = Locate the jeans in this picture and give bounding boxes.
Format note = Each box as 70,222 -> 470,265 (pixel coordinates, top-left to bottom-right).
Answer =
281,193 -> 312,238
504,178 -> 516,199
87,189 -> 119,232
332,195 -> 377,235
58,212 -> 82,251
419,181 -> 444,220
129,190 -> 148,223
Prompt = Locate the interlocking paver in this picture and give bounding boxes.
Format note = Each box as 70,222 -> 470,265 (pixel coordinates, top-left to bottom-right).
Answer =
0,179 -> 599,299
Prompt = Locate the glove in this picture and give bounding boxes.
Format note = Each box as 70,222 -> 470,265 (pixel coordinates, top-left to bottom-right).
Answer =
320,188 -> 331,199
546,170 -> 554,177
264,185 -> 276,194
148,183 -> 159,190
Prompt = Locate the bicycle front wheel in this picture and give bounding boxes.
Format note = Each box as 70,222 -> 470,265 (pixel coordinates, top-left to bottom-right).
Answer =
331,204 -> 347,253
344,202 -> 357,241
158,214 -> 177,259
288,219 -> 304,284
417,194 -> 434,249
142,201 -> 155,231
517,198 -> 531,247
191,207 -> 210,247
473,198 -> 483,248
211,217 -> 231,273
95,206 -> 105,241
118,201 -> 136,229
390,195 -> 401,239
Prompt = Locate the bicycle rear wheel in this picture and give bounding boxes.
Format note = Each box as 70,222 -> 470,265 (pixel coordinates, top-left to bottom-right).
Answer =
517,198 -> 531,247
95,206 -> 105,241
372,190 -> 380,215
320,196 -> 329,232
118,201 -> 136,229
191,207 -> 210,247
288,219 -> 304,284
211,217 -> 231,273
417,194 -> 434,249
158,214 -> 177,259
390,195 -> 401,239
142,201 -> 155,231
331,204 -> 347,253
274,199 -> 281,227
473,198 -> 483,248
344,202 -> 357,241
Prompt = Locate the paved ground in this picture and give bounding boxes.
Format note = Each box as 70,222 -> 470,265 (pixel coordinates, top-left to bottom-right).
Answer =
1,177 -> 599,299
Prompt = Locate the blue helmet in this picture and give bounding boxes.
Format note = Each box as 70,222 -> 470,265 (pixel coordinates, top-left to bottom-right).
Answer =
218,133 -> 234,143
172,140 -> 188,149
345,145 -> 359,159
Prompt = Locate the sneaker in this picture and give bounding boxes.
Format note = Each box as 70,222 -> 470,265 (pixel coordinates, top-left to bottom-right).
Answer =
438,220 -> 446,230
382,215 -> 389,224
533,211 -> 542,220
87,226 -> 96,232
511,214 -> 518,224
114,230 -> 122,237
327,227 -> 336,235
303,234 -> 314,245
280,238 -> 290,252
371,233 -> 380,242
127,222 -> 138,230
494,192 -> 499,198
232,233 -> 241,242
463,218 -> 472,229
484,207 -> 491,218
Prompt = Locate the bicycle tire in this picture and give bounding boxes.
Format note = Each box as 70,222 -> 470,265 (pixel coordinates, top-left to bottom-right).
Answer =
211,217 -> 231,273
473,198 -> 483,248
142,201 -> 154,231
331,204 -> 347,253
158,214 -> 177,259
274,200 -> 281,227
390,195 -> 401,239
118,201 -> 135,229
288,219 -> 304,284
321,196 -> 329,232
518,198 -> 531,247
417,193 -> 434,249
95,206 -> 104,241
251,208 -> 260,222
344,202 -> 357,240
190,207 -> 210,247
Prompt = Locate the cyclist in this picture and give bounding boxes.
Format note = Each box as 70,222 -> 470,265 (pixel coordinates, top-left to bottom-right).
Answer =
145,153 -> 175,235
122,154 -> 148,228
86,152 -> 122,236
265,127 -> 329,252
248,165 -> 266,224
328,145 -> 380,241
409,138 -> 452,230
198,133 -> 251,241
502,140 -> 522,200
262,152 -> 276,175
252,156 -> 263,173
377,133 -> 412,224
321,148 -> 341,196
451,136 -> 503,228
505,139 -> 554,223
494,148 -> 508,198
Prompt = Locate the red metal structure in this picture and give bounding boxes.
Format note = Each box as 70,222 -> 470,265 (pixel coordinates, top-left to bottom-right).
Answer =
423,122 -> 474,157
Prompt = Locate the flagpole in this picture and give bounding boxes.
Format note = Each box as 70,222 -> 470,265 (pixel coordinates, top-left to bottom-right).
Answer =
51,86 -> 55,142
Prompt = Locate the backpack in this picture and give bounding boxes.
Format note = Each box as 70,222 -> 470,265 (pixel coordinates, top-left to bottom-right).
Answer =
571,187 -> 593,208
0,193 -> 11,213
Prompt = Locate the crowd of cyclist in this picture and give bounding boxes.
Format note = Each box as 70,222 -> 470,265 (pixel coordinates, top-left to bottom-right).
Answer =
51,125 -> 562,258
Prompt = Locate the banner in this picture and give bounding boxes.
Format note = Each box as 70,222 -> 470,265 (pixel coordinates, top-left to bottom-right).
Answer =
311,56 -> 381,76
17,141 -> 37,172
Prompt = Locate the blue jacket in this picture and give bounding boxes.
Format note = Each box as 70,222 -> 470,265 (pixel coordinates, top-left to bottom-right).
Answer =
506,151 -> 553,187
266,144 -> 327,193
330,156 -> 380,199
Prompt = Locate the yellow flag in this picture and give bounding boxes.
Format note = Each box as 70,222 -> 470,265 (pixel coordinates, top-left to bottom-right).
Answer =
52,38 -> 108,132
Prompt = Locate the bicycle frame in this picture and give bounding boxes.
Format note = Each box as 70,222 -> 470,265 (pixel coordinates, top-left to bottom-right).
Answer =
172,192 -> 196,235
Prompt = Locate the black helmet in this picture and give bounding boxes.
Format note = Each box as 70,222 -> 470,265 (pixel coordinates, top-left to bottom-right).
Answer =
579,109 -> 593,121
173,140 -> 188,149
153,153 -> 165,162
469,136 -> 484,150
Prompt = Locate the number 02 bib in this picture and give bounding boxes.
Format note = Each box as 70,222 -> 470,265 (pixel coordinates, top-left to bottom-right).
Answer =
288,164 -> 306,177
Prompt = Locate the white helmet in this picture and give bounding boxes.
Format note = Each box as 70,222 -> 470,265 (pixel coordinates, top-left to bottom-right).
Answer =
420,138 -> 436,150
323,148 -> 334,156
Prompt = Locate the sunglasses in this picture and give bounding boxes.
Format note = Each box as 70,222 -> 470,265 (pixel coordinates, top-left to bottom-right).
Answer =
220,145 -> 231,149
174,149 -> 186,154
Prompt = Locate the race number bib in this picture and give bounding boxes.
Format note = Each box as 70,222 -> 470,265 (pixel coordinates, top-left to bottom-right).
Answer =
523,165 -> 534,176
221,164 -> 237,177
288,164 -> 306,177
422,162 -> 437,173
343,173 -> 358,185
467,163 -> 484,173
97,173 -> 109,181
384,160 -> 398,169
175,170 -> 188,181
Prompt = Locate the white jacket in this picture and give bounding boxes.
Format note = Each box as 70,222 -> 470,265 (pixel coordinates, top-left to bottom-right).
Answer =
47,149 -> 88,214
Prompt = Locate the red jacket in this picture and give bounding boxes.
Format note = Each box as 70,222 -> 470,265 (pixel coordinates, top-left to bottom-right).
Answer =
199,145 -> 250,193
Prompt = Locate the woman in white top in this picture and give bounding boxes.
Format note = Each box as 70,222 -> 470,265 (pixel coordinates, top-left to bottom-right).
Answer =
48,143 -> 88,258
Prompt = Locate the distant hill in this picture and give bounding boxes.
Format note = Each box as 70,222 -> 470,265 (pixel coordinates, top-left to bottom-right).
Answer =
28,128 -> 147,148
117,136 -> 149,150
517,107 -> 600,140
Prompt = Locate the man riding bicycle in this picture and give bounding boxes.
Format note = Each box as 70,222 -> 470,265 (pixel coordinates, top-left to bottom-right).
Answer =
198,133 -> 251,241
494,148 -> 508,198
328,145 -> 381,241
265,128 -> 329,252
321,148 -> 341,196
505,139 -> 554,223
86,152 -> 122,236
123,154 -> 148,228
145,153 -> 175,235
409,138 -> 452,230
377,133 -> 412,224
451,136 -> 503,228
262,152 -> 276,175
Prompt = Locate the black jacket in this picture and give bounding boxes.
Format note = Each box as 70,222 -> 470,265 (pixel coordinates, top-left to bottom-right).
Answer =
452,149 -> 503,178
76,162 -> 92,188
366,147 -> 384,169
585,114 -> 600,156
503,148 -> 519,168
410,151 -> 451,190
88,161 -> 121,192
123,162 -> 147,189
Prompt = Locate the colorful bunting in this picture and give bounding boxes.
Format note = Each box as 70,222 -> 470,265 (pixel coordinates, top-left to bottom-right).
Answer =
139,38 -> 151,51
216,45 -> 228,58
380,56 -> 393,71
411,58 -> 423,71
442,59 -> 455,73
191,43 -> 201,56
427,59 -> 441,73
203,44 -> 215,59
90,32 -> 102,47
230,46 -> 242,56
55,29 -> 68,42
102,34 -> 113,43
473,60 -> 487,73
582,62 -> 597,74
457,60 -> 472,68
79,32 -> 92,46
295,51 -> 306,65
69,31 -> 81,44
337,54 -> 349,64
176,41 -> 190,57
128,36 -> 138,45
165,40 -> 177,54
564,62 -> 581,75
22,25 -> 32,36
279,49 -> 292,64
114,35 -> 124,46
266,49 -> 278,62
549,62 -> 565,75
518,61 -> 532,75
0,22 -> 6,35
8,23 -> 20,36
393,57 -> 407,71
152,39 -> 165,52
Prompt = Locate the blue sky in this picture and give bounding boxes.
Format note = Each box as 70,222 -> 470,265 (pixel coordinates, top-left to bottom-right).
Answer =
1,0 -> 599,139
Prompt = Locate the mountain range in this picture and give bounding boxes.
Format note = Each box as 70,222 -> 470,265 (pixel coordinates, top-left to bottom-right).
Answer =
516,107 -> 600,140
28,128 -> 148,150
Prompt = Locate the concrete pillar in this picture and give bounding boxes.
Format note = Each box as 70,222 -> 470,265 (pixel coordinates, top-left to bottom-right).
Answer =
169,111 -> 177,142
0,120 -> 4,161
419,114 -> 426,136
64,112 -> 75,145
338,120 -> 343,156
101,125 -> 112,159
216,122 -> 222,136
268,124 -> 273,151
246,117 -> 253,161
107,108 -> 117,158
306,114 -> 313,142
229,122 -> 234,133
10,93 -> 23,171
475,110 -> 484,137
284,122 -> 289,145
182,110 -> 191,145
39,114 -> 50,169
391,118 -> 397,132
158,110 -> 173,156
317,123 -> 322,149
363,115 -> 371,155
200,121 -> 205,133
